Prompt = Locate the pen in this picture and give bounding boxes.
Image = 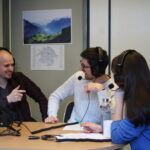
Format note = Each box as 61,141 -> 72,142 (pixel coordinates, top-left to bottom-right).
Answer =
75,118 -> 82,124
75,119 -> 88,129
28,136 -> 40,140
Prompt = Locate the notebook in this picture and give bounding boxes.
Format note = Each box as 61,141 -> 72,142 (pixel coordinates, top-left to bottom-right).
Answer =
56,133 -> 111,142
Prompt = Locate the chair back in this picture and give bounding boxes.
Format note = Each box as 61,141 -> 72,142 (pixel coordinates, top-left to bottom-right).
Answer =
63,102 -> 74,122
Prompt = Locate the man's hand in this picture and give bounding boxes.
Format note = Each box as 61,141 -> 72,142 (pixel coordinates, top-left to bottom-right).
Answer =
84,82 -> 104,93
7,85 -> 26,103
44,116 -> 59,124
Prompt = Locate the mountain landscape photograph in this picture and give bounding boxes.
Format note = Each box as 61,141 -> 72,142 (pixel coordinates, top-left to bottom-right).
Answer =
23,9 -> 72,44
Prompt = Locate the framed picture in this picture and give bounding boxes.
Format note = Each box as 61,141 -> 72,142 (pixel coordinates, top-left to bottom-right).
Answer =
23,9 -> 72,44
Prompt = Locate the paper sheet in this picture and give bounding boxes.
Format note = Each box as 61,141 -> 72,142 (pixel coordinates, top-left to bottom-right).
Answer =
63,124 -> 83,131
31,44 -> 64,70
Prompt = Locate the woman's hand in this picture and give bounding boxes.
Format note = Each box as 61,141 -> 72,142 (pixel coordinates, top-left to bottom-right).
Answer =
81,122 -> 102,133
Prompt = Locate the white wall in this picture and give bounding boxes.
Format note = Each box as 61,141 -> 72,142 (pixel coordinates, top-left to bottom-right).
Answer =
90,0 -> 108,50
111,0 -> 150,67
90,0 -> 150,68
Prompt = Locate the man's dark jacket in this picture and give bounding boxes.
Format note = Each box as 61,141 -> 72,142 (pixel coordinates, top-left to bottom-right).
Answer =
0,72 -> 48,121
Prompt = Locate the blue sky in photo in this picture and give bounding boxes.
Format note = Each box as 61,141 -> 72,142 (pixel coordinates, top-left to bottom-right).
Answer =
23,9 -> 72,26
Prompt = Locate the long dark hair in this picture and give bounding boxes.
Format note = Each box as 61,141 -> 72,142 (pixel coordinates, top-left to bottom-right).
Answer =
80,47 -> 109,77
112,50 -> 150,127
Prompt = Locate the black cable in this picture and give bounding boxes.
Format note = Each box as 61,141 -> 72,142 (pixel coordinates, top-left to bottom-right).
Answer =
30,93 -> 90,134
79,93 -> 90,123
30,122 -> 78,134
21,122 -> 32,133
24,92 -> 91,135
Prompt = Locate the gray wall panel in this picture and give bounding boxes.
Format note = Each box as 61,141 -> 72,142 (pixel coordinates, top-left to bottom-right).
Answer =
11,0 -> 83,121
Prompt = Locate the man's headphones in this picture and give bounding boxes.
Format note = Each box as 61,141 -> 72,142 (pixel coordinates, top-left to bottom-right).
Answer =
89,47 -> 108,77
114,49 -> 135,86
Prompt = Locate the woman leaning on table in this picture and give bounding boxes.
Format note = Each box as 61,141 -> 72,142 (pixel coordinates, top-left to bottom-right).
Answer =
81,49 -> 150,150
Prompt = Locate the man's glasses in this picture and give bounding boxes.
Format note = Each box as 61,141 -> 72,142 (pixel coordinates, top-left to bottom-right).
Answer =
80,61 -> 90,69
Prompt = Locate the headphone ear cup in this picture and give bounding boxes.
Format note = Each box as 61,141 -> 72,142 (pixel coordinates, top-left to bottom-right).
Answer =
114,74 -> 124,87
115,50 -> 135,87
13,58 -> 16,65
91,65 -> 100,76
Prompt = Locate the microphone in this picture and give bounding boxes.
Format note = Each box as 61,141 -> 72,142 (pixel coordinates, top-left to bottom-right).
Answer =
76,71 -> 85,80
108,83 -> 114,89
107,83 -> 119,91
78,76 -> 82,80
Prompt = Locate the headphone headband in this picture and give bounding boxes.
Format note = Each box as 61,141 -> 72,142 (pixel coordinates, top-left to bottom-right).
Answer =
96,47 -> 103,62
115,49 -> 135,87
117,50 -> 135,69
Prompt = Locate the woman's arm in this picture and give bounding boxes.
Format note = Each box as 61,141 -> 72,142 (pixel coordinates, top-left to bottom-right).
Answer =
113,89 -> 124,121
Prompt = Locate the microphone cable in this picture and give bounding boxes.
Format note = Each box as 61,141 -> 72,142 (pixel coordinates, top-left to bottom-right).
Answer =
21,122 -> 32,133
78,93 -> 90,123
29,93 -> 91,135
